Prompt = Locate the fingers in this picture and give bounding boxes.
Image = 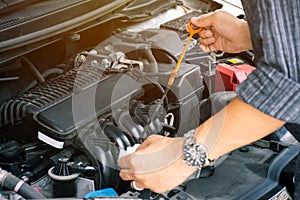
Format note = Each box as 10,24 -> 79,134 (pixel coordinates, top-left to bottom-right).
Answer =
118,154 -> 132,170
119,167 -> 148,191
190,12 -> 215,28
190,14 -> 216,52
119,170 -> 134,181
136,134 -> 162,151
198,29 -> 216,52
131,181 -> 144,191
118,135 -> 161,169
190,10 -> 239,52
119,136 -> 184,176
119,171 -> 146,191
198,32 -> 215,45
199,29 -> 213,38
200,44 -> 211,52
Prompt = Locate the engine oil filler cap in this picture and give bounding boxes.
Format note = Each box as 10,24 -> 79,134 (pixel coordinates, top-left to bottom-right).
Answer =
48,158 -> 79,198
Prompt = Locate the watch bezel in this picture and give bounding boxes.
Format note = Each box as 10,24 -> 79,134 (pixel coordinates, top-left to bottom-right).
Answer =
182,129 -> 208,169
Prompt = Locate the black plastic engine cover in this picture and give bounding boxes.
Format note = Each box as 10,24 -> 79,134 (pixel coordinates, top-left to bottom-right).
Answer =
34,61 -> 203,145
35,72 -> 143,141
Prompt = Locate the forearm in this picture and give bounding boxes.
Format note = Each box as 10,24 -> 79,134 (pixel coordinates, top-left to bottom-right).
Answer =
195,97 -> 285,160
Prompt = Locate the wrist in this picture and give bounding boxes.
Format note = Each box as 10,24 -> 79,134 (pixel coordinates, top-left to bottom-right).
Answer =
238,20 -> 253,51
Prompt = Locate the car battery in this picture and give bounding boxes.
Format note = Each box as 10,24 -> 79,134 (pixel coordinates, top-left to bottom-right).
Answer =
214,57 -> 256,92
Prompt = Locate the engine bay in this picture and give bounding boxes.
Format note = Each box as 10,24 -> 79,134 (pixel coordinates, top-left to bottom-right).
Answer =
0,0 -> 298,199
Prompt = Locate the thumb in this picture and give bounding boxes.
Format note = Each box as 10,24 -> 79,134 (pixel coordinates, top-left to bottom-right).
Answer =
190,12 -> 215,28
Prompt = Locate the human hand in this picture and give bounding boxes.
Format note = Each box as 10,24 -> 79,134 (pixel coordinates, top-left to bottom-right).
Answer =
118,135 -> 196,193
190,10 -> 252,53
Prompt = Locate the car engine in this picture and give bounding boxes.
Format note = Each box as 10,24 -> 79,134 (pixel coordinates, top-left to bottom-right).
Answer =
0,0 -> 298,199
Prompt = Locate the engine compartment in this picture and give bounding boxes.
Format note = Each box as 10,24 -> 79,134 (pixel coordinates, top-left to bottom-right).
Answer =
0,1 -> 298,199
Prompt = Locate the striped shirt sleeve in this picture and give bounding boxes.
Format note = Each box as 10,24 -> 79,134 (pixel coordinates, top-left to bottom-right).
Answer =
237,0 -> 300,123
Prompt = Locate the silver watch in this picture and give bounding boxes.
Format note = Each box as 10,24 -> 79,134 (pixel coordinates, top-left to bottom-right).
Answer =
182,129 -> 209,169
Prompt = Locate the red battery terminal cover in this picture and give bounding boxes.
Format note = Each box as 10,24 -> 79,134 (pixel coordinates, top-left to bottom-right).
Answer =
215,62 -> 256,92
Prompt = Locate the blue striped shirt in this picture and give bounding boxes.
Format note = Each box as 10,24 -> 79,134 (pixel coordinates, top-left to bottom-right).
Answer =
238,2 -> 300,197
237,0 -> 300,124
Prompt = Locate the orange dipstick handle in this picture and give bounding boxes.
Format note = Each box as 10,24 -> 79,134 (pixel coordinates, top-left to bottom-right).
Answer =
167,21 -> 202,86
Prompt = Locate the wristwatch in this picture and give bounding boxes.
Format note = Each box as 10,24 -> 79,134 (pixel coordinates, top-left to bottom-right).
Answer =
182,129 -> 209,169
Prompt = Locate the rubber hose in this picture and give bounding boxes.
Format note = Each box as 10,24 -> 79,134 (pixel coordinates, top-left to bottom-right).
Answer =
23,67 -> 64,91
2,173 -> 45,199
141,48 -> 158,73
21,56 -> 45,83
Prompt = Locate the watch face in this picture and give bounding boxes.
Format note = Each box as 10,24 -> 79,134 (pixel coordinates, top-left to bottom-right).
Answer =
183,143 -> 207,168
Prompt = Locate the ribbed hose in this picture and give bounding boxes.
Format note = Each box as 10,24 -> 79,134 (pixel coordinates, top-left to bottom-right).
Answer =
0,168 -> 45,199
0,61 -> 105,127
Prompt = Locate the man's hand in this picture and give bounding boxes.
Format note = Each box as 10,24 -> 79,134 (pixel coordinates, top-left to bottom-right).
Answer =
191,10 -> 252,53
118,135 -> 196,193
